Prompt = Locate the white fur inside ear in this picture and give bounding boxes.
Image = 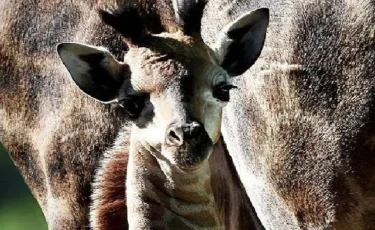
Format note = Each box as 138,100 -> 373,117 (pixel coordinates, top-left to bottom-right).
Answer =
213,31 -> 234,65
58,42 -> 109,54
172,0 -> 181,23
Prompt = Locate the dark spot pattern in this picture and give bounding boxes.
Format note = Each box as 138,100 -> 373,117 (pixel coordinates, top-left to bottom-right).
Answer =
47,152 -> 67,181
9,1 -> 82,55
6,141 -> 46,203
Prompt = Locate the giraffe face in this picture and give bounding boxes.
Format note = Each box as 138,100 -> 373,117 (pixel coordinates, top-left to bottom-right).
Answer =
57,6 -> 269,171
120,36 -> 232,171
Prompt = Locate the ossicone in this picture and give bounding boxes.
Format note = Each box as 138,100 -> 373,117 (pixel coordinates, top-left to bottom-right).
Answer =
172,0 -> 207,36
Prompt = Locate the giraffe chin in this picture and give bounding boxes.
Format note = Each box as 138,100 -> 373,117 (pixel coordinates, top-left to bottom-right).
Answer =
161,121 -> 215,172
178,160 -> 209,173
174,141 -> 214,173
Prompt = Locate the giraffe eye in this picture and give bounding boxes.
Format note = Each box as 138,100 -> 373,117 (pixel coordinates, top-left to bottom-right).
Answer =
118,96 -> 144,119
213,83 -> 237,102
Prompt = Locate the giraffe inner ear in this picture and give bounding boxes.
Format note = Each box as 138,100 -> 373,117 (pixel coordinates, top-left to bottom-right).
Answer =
213,8 -> 269,77
57,42 -> 130,103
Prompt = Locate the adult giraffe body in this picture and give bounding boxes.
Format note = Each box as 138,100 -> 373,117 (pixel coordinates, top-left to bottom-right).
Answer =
3,0 -> 374,229
207,0 -> 375,229
0,0 -> 268,229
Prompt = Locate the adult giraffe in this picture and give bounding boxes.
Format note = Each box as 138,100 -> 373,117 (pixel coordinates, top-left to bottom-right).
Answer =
3,0 -> 374,229
206,0 -> 375,229
0,0 -> 267,229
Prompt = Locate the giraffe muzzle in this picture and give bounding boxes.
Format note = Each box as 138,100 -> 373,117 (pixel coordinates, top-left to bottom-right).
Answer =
164,121 -> 213,171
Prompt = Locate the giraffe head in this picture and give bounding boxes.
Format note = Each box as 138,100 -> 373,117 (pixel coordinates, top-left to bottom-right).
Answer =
57,1 -> 269,172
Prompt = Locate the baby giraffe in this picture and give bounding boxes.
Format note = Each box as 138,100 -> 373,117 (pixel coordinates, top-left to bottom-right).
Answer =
57,0 -> 269,229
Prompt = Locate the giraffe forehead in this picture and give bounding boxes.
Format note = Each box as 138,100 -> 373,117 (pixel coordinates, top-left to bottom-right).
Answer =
128,52 -> 189,92
126,45 -> 212,93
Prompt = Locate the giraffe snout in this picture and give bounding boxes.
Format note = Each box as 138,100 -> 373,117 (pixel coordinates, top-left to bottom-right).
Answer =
164,121 -> 213,170
165,121 -> 207,147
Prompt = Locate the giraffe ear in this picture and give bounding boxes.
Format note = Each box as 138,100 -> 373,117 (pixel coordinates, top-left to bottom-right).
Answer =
213,8 -> 269,77
57,43 -> 130,103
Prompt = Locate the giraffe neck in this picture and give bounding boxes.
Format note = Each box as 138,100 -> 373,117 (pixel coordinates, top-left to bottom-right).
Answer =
126,141 -> 222,229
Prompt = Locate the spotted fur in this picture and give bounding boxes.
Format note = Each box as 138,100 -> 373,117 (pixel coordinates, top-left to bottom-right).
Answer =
0,0 -> 266,229
209,0 -> 375,229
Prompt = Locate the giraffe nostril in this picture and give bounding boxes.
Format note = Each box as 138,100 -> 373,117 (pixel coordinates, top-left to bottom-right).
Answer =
166,126 -> 184,146
165,121 -> 207,147
169,130 -> 180,142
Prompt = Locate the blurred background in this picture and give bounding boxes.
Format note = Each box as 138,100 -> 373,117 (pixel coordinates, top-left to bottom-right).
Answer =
0,143 -> 47,230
